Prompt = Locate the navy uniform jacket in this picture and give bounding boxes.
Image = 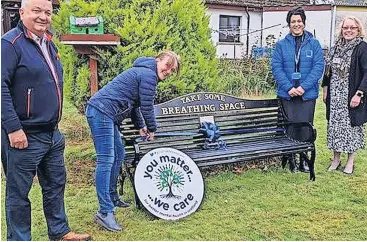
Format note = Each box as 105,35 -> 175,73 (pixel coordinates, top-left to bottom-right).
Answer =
1,21 -> 63,134
87,57 -> 159,132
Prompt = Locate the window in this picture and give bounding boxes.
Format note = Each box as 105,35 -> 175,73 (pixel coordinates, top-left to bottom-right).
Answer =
219,15 -> 241,43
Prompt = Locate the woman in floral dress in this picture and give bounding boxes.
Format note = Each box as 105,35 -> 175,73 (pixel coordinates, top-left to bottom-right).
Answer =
322,16 -> 367,175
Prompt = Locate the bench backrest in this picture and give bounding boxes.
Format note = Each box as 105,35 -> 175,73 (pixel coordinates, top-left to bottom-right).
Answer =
120,92 -> 285,163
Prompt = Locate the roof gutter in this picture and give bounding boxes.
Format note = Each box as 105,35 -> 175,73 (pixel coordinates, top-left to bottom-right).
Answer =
330,4 -> 337,47
260,8 -> 263,48
245,6 -> 250,57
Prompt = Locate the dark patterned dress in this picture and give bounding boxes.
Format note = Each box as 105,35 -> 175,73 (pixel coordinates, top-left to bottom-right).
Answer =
327,39 -> 365,153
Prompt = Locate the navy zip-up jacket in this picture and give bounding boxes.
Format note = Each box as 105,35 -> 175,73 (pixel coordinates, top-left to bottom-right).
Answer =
272,30 -> 325,100
1,21 -> 63,134
87,57 -> 158,132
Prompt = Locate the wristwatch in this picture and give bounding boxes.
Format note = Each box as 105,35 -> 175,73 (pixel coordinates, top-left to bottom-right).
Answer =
356,91 -> 364,97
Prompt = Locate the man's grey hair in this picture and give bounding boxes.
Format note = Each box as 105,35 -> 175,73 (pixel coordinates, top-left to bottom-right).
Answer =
21,0 -> 30,8
21,0 -> 52,8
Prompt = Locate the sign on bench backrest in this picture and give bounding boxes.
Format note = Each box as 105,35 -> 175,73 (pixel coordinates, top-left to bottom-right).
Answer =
154,92 -> 279,116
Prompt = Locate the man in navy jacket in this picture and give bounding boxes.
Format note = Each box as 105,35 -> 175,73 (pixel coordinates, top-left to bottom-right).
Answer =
1,0 -> 90,240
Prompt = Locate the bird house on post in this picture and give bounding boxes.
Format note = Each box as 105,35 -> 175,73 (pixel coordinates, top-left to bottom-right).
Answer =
60,15 -> 119,96
69,16 -> 104,34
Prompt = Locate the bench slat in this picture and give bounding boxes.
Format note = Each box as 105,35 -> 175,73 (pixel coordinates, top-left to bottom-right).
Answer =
118,93 -> 316,183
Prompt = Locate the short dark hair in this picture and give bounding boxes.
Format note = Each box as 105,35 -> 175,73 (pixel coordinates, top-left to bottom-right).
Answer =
286,7 -> 306,26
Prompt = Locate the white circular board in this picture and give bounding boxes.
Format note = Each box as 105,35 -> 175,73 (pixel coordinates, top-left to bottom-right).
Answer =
134,147 -> 204,220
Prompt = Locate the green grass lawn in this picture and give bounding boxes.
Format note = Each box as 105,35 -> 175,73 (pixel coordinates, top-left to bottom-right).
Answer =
1,96 -> 367,241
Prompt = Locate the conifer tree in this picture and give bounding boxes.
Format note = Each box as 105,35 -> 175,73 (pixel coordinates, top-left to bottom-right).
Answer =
53,0 -> 219,109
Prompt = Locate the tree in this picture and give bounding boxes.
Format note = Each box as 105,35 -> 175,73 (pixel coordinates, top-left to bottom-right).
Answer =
156,164 -> 184,199
53,0 -> 219,111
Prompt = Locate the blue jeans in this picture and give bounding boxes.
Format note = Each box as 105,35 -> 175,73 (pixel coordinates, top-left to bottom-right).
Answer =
1,129 -> 8,175
86,105 -> 125,214
2,129 -> 70,241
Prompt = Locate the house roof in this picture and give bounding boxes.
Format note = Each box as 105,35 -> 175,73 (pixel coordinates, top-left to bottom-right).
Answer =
205,0 -> 310,7
334,0 -> 367,6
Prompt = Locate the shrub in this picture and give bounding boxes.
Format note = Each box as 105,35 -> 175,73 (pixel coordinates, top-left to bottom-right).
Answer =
52,0 -> 219,110
216,57 -> 275,97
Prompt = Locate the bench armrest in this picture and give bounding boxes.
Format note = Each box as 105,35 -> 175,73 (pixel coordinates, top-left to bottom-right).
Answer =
282,121 -> 317,143
131,136 -> 156,166
133,141 -> 141,166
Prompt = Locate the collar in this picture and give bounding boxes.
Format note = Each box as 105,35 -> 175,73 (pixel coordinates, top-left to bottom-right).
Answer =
287,30 -> 312,40
29,31 -> 46,44
18,20 -> 53,42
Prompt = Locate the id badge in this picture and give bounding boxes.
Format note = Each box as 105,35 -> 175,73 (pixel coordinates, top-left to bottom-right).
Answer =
333,58 -> 341,64
306,50 -> 313,57
292,72 -> 301,80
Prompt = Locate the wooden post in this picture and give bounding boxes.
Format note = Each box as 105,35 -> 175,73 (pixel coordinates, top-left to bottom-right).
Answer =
59,34 -> 120,96
89,56 -> 98,96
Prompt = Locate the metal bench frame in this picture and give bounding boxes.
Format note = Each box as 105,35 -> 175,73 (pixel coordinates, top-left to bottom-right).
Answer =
118,92 -> 317,208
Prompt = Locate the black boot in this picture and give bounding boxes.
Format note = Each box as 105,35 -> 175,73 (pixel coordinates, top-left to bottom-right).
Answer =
113,199 -> 131,208
289,154 -> 298,173
298,154 -> 310,173
281,155 -> 288,169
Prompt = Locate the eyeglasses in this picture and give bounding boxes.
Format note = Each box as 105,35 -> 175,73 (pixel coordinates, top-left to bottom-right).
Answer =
342,26 -> 359,31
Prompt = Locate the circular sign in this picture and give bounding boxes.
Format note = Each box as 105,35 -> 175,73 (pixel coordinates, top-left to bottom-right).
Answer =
134,147 -> 204,220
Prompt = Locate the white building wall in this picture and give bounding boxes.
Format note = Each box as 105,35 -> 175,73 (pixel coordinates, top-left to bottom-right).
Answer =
206,8 -> 262,59
262,12 -> 289,47
248,13 -> 263,50
262,10 -> 332,49
334,9 -> 367,44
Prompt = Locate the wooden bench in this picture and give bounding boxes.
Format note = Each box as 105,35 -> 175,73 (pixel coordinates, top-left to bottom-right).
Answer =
118,92 -> 317,207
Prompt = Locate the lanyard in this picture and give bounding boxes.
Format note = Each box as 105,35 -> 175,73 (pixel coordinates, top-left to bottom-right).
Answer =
294,35 -> 305,72
295,50 -> 301,72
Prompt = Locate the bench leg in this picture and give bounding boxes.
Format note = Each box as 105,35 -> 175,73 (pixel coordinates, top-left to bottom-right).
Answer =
118,167 -> 126,196
282,152 -> 316,180
281,155 -> 288,169
308,150 -> 316,181
281,154 -> 297,172
299,150 -> 316,181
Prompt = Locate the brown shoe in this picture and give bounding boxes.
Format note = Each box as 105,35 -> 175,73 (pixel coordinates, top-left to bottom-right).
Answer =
60,232 -> 91,241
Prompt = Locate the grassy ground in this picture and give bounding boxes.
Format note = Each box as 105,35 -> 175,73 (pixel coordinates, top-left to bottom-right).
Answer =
1,96 -> 367,241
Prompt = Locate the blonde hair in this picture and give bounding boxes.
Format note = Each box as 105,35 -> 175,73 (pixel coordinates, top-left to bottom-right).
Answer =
156,50 -> 181,76
337,15 -> 366,39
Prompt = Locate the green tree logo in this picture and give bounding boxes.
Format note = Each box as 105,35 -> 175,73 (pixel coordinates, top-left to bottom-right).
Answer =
155,164 -> 185,199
